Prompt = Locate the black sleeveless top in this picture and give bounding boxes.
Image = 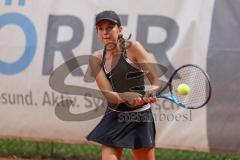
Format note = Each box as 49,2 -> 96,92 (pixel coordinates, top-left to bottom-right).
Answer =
102,47 -> 146,111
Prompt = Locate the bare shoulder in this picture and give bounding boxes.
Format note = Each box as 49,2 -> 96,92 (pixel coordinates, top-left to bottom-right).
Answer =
89,49 -> 103,67
128,40 -> 143,51
127,40 -> 149,62
92,49 -> 103,60
127,40 -> 147,55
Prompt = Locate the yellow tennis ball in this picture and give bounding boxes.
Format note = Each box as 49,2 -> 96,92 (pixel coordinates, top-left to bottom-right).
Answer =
177,83 -> 191,95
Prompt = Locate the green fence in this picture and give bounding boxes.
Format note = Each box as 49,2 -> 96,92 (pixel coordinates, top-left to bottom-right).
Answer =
0,139 -> 240,160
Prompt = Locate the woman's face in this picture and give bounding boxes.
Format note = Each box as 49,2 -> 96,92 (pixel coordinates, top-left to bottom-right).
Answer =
96,20 -> 122,46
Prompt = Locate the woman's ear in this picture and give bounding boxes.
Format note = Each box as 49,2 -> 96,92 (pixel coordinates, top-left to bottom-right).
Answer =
119,26 -> 123,33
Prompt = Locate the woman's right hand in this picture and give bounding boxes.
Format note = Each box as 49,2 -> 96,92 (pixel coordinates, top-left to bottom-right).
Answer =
119,92 -> 146,106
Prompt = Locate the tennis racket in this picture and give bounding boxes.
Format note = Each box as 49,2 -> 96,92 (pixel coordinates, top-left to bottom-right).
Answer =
108,64 -> 211,112
154,64 -> 211,109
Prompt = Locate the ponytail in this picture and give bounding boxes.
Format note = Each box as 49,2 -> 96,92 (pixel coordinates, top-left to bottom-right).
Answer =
118,34 -> 132,51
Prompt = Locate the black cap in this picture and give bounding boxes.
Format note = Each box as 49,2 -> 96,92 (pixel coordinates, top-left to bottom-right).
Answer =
95,10 -> 121,26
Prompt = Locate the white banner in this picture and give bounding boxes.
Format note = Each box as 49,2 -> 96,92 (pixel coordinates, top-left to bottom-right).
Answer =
0,0 -> 219,153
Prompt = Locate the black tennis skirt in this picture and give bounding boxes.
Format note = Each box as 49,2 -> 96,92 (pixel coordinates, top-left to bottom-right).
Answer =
86,107 -> 155,149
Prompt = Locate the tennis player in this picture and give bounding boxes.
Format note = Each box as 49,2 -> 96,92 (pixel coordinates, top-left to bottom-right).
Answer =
87,10 -> 162,160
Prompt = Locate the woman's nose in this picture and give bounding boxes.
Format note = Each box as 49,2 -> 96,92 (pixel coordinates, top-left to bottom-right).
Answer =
103,29 -> 108,35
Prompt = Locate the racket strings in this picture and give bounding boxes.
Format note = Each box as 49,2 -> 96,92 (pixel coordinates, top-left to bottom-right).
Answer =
171,66 -> 210,108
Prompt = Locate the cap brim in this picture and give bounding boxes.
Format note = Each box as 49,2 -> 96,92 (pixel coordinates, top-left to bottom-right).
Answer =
96,18 -> 118,25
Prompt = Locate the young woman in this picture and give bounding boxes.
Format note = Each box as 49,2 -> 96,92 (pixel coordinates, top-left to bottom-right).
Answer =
87,10 -> 162,160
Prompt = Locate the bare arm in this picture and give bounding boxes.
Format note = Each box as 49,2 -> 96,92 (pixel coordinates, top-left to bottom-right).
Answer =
127,41 -> 163,96
88,52 -> 124,104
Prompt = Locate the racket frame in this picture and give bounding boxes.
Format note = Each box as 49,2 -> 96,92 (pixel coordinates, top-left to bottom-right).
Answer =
155,64 -> 212,109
